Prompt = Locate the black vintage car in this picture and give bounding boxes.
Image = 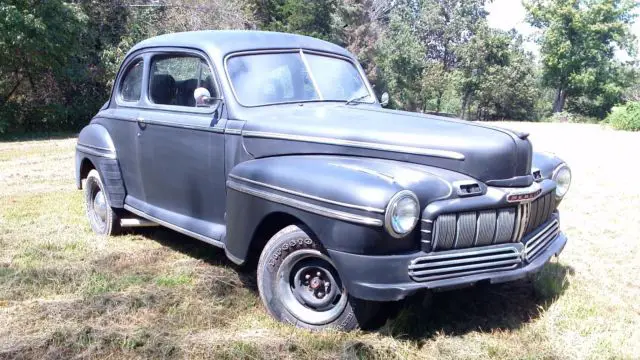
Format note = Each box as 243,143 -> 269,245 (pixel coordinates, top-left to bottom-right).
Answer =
75,30 -> 572,331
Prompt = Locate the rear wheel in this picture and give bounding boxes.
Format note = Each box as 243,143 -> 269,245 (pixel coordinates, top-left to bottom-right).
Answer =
84,169 -> 121,236
257,225 -> 379,331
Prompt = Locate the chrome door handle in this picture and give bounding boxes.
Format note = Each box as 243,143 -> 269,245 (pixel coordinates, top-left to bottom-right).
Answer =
136,116 -> 147,130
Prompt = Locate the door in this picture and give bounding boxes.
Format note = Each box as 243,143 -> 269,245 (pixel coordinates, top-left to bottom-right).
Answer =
105,56 -> 146,203
133,51 -> 227,241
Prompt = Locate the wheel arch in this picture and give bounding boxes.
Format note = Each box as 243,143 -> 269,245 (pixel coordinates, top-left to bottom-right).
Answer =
243,212 -> 308,266
75,123 -> 126,208
78,157 -> 97,189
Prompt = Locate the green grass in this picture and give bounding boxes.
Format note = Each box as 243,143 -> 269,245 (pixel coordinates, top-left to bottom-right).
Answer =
1,123 -> 639,359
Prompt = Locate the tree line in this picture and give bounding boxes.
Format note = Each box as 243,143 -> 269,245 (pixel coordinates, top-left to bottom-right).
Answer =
0,0 -> 638,134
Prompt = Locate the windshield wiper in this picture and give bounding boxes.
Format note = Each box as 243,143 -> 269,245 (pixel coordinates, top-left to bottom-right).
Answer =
345,94 -> 371,106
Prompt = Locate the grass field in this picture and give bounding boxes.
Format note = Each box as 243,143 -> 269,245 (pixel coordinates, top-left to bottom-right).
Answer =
1,122 -> 639,359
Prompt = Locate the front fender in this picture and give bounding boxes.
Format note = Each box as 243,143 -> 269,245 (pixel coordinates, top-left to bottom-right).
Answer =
75,123 -> 126,208
224,155 -> 466,263
532,152 -> 565,180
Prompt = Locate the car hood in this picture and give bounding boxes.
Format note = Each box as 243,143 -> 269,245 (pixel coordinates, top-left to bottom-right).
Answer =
238,104 -> 532,185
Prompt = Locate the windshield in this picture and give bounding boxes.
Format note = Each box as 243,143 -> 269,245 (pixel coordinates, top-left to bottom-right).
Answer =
226,51 -> 372,106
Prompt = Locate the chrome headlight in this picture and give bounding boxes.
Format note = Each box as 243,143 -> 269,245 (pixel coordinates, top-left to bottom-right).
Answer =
552,164 -> 571,199
385,190 -> 419,238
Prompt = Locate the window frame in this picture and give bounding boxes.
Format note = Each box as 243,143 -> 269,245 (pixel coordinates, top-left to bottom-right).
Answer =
223,49 -> 376,108
115,56 -> 145,106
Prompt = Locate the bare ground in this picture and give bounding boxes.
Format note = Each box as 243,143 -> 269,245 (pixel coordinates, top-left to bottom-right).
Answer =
0,122 -> 638,359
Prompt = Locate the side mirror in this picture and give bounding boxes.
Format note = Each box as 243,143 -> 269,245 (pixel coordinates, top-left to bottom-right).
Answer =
380,92 -> 389,107
194,87 -> 216,107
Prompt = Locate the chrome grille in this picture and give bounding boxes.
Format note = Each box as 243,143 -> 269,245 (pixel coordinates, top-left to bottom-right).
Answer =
409,244 -> 523,282
423,190 -> 558,252
524,219 -> 560,261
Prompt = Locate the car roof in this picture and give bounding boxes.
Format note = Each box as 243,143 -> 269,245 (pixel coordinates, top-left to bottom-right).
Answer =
128,30 -> 352,60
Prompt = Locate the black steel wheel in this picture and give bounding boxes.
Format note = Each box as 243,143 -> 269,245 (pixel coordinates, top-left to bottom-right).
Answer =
84,169 -> 121,236
257,225 -> 379,331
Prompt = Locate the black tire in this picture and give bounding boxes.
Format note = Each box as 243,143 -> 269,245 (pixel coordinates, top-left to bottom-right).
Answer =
257,225 -> 379,331
84,169 -> 121,236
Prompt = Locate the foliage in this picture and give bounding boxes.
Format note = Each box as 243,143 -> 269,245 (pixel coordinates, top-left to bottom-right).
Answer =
251,0 -> 337,40
546,111 -> 600,124
2,0 -> 640,134
457,28 -> 539,120
0,0 -> 252,134
0,0 -> 89,133
376,0 -> 489,113
331,0 -> 383,83
524,0 -> 639,115
607,102 -> 640,131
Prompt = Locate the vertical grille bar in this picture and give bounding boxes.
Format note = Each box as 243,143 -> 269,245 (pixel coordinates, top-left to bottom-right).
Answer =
454,212 -> 476,248
494,208 -> 516,244
433,214 -> 456,250
474,210 -> 496,246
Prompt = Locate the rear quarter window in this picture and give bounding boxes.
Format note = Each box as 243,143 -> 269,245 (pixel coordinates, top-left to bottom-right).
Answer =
119,59 -> 144,102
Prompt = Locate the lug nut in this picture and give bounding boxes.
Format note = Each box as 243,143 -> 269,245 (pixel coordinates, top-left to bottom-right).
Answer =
317,292 -> 324,298
305,274 -> 311,280
316,272 -> 321,277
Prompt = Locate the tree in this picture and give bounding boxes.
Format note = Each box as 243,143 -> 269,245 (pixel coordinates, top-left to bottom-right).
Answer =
524,0 -> 639,114
457,28 -> 540,120
0,0 -> 86,132
376,0 -> 488,113
251,0 -> 337,40
332,0 -> 383,83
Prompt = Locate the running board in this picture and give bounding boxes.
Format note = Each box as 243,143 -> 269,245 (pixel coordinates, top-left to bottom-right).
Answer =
123,204 -> 225,248
120,218 -> 159,228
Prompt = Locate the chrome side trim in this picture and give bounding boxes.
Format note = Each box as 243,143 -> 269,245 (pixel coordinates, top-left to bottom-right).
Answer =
76,144 -> 117,159
77,142 -> 114,152
228,174 -> 385,213
123,204 -> 225,248
227,180 -> 383,227
224,128 -> 242,135
120,218 -> 159,228
241,131 -> 465,161
139,118 -> 225,133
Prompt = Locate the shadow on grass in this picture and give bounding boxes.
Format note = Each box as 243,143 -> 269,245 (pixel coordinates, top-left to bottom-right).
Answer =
378,261 -> 574,340
133,227 -> 573,340
131,227 -> 259,291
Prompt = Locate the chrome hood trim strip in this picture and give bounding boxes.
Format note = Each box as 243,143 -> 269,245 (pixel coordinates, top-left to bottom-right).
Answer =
241,131 -> 466,161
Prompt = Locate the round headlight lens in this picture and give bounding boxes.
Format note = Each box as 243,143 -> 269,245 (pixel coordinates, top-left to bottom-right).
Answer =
553,165 -> 571,199
385,191 -> 419,237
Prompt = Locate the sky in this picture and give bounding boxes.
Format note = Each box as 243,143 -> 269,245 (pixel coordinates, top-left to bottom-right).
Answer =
485,0 -> 640,60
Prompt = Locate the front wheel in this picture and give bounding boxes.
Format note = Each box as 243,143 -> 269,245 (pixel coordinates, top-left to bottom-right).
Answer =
84,169 -> 121,236
257,225 -> 379,331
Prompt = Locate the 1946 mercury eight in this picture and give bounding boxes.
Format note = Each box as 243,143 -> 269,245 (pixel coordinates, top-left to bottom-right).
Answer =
75,30 -> 571,330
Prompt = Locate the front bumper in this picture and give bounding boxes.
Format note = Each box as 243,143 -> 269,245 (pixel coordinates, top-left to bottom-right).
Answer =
328,230 -> 567,302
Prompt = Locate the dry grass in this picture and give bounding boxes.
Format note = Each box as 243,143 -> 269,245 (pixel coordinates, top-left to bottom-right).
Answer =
0,123 -> 639,359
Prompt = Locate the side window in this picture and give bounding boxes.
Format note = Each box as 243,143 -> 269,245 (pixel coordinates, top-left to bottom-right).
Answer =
149,54 -> 218,107
119,59 -> 143,102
